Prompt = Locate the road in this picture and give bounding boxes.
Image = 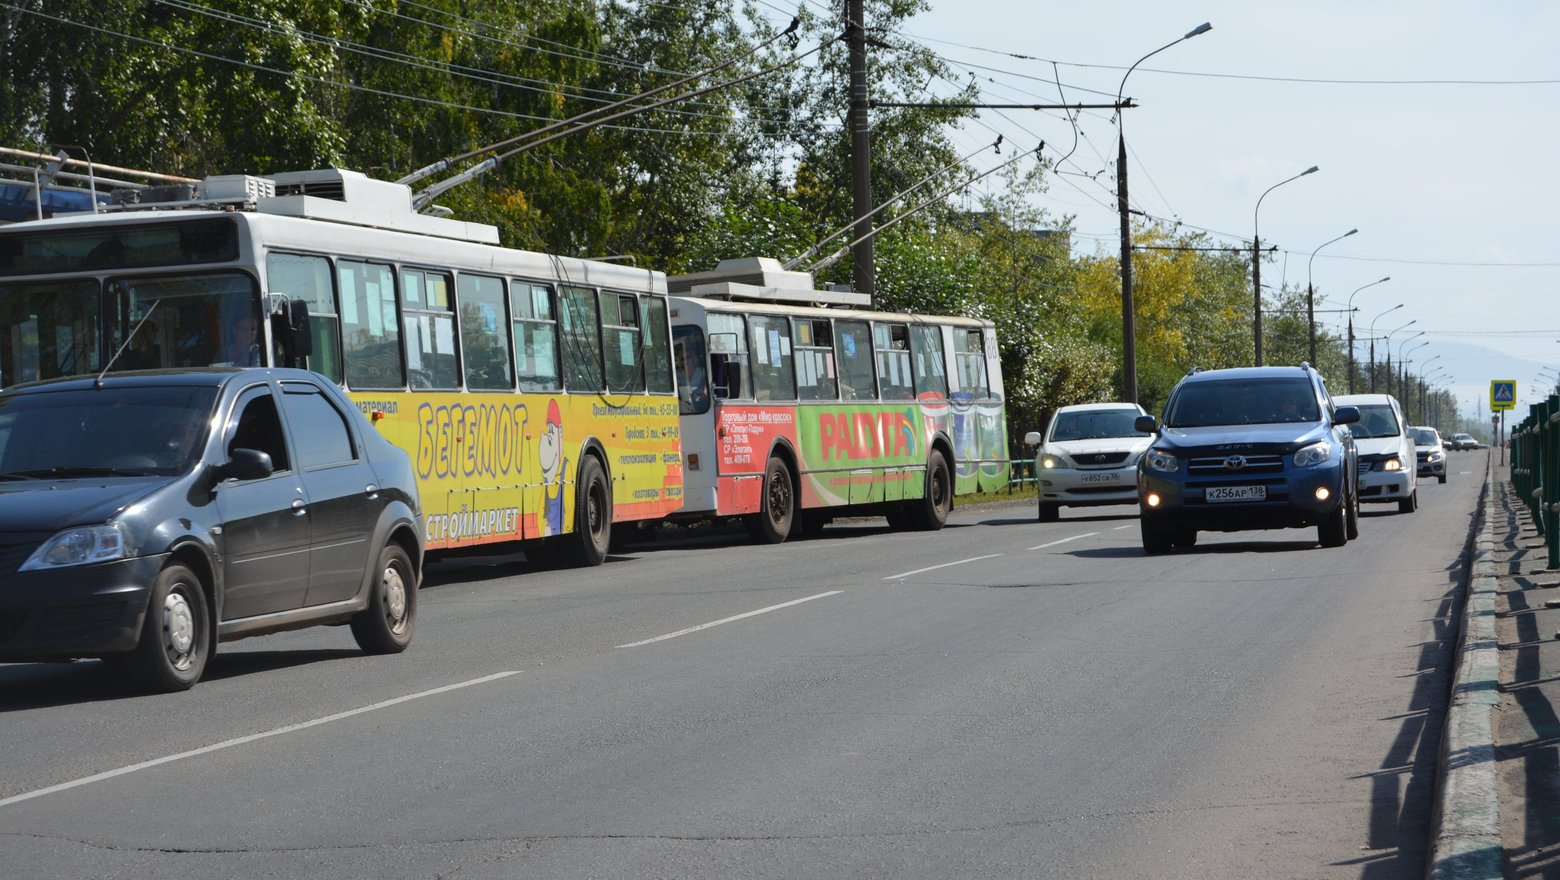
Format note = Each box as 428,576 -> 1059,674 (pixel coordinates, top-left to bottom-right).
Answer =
0,458 -> 1486,879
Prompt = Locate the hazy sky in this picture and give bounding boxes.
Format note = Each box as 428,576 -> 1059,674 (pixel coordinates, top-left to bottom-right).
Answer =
865,0 -> 1559,421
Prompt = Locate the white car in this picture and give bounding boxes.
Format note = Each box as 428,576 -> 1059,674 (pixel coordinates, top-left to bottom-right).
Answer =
1023,402 -> 1152,522
1410,425 -> 1447,483
1334,393 -> 1418,513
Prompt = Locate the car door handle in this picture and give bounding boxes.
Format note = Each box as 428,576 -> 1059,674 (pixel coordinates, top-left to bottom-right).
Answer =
365,483 -> 379,500
291,498 -> 307,516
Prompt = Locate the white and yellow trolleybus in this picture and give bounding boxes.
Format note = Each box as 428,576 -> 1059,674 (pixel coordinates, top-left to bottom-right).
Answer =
665,258 -> 1010,541
0,169 -> 682,564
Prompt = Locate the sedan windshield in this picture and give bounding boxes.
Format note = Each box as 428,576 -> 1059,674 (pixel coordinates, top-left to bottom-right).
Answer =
1050,409 -> 1147,441
1412,428 -> 1440,446
0,385 -> 218,477
1348,404 -> 1402,439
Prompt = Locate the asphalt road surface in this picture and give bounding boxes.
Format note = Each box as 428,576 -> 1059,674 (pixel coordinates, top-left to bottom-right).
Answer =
0,461 -> 1485,879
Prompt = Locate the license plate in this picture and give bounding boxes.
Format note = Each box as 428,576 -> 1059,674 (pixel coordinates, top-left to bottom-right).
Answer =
1206,484 -> 1266,503
1081,473 -> 1120,483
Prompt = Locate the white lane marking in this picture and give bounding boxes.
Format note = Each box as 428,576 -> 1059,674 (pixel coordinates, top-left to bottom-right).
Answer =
1029,532 -> 1097,550
0,671 -> 521,809
1114,524 -> 1133,530
883,554 -> 1002,581
616,591 -> 843,648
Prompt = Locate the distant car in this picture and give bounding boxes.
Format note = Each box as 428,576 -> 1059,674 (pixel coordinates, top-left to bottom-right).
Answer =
1334,393 -> 1419,513
1448,433 -> 1477,451
1023,402 -> 1152,521
0,368 -> 423,692
1410,426 -> 1447,483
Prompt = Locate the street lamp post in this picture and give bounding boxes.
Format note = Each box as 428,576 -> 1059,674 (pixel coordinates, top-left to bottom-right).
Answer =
1347,276 -> 1390,393
1417,354 -> 1442,420
1306,228 -> 1357,363
1116,22 -> 1212,404
1253,165 -> 1319,365
1384,323 -> 1419,396
1400,336 -> 1428,401
1367,303 -> 1404,393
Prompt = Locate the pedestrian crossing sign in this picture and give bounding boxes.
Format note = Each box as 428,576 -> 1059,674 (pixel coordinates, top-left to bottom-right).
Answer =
1491,380 -> 1516,411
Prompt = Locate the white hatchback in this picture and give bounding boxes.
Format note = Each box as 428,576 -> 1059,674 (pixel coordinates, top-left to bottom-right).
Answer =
1023,402 -> 1152,521
1334,393 -> 1419,513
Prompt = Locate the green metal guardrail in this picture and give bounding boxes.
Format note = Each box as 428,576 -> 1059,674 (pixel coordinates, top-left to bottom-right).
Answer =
1511,395 -> 1560,570
1007,458 -> 1036,494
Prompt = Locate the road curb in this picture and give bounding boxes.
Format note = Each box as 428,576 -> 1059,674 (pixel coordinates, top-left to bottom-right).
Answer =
1428,456 -> 1503,880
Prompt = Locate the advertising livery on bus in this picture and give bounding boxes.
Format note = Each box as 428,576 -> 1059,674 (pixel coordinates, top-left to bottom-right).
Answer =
0,169 -> 681,565
664,259 -> 1009,543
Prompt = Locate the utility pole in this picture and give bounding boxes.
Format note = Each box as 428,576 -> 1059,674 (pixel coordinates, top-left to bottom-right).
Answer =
846,0 -> 875,303
1253,236 -> 1263,365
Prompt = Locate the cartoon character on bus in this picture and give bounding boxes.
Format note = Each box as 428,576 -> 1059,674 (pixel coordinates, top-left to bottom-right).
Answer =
540,399 -> 567,536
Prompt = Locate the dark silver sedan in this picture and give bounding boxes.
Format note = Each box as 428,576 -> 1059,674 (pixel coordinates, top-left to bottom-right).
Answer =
0,368 -> 422,691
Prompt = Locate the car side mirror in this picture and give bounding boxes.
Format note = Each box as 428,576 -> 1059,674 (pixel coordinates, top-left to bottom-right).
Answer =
1333,405 -> 1361,426
1134,415 -> 1158,434
218,447 -> 275,482
1022,431 -> 1042,446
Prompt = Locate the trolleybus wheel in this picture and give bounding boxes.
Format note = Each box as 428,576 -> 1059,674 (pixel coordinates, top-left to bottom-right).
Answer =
746,456 -> 795,544
910,450 -> 952,531
563,456 -> 612,566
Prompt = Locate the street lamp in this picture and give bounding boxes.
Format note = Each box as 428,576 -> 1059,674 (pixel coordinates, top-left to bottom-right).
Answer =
1116,21 -> 1212,404
1253,165 -> 1319,365
1367,303 -> 1404,392
1383,322 -> 1419,396
1306,228 -> 1357,363
1400,336 -> 1429,399
1346,276 -> 1390,392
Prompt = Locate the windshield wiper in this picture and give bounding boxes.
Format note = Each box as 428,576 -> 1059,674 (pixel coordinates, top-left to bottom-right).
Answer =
8,466 -> 154,478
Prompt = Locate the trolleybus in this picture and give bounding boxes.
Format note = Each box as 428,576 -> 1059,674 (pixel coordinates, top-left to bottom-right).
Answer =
0,168 -> 682,565
664,258 -> 1009,542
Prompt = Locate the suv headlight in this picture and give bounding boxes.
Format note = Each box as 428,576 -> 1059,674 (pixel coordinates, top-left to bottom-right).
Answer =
1383,456 -> 1403,472
1293,441 -> 1333,467
1039,454 -> 1066,469
1144,448 -> 1179,473
20,524 -> 125,571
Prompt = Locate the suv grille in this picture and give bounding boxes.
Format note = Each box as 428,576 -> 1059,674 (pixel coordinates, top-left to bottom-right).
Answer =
1187,453 -> 1285,475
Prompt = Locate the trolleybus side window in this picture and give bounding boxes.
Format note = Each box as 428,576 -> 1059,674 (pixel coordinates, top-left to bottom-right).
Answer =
560,285 -> 604,392
910,324 -> 946,397
794,317 -> 837,401
748,314 -> 796,401
339,259 -> 403,389
457,273 -> 513,391
0,278 -> 99,385
707,312 -> 748,400
603,292 -> 643,393
954,327 -> 989,397
267,253 -> 341,383
874,322 -> 914,401
512,281 -> 560,391
402,269 -> 460,390
642,296 -> 674,394
672,325 -> 710,415
834,319 -> 875,402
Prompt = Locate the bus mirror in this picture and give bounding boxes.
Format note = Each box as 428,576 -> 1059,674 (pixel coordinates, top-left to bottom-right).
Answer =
288,299 -> 313,358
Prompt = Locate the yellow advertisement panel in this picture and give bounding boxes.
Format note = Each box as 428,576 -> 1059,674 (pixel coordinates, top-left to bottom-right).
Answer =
349,391 -> 682,551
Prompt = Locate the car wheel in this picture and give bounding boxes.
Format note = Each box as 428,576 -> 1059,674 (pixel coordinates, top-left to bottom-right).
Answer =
1319,501 -> 1348,547
1438,474 -> 1446,484
351,543 -> 416,654
1171,527 -> 1197,548
125,563 -> 211,692
1037,502 -> 1060,523
746,456 -> 795,544
1398,489 -> 1417,514
562,456 -> 612,566
1141,517 -> 1174,554
910,450 -> 952,531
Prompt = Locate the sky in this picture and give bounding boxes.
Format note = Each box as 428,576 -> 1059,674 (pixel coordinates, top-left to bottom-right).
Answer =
872,0 -> 1560,425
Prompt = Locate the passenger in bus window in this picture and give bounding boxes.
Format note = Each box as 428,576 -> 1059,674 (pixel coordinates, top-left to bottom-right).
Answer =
678,343 -> 709,411
218,312 -> 259,366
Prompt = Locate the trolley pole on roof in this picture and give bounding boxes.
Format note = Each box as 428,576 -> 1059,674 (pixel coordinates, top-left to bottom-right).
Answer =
846,0 -> 876,304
